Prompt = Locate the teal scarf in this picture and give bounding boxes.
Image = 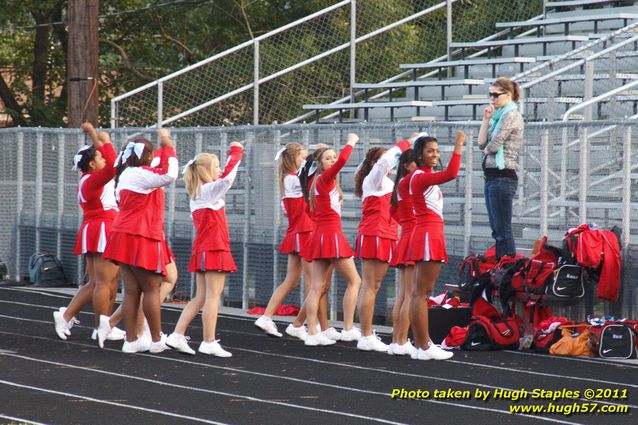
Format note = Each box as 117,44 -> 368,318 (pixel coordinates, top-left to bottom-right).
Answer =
488,101 -> 517,170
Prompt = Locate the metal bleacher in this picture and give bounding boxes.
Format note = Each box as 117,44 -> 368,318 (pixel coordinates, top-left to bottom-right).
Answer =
304,0 -> 638,123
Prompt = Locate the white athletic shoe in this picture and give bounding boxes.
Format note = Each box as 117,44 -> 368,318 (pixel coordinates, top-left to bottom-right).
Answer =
254,316 -> 283,337
149,334 -> 171,353
357,332 -> 389,352
96,315 -> 111,349
340,326 -> 362,342
122,338 -> 150,353
58,307 -> 76,336
414,344 -> 453,361
91,326 -> 126,341
389,340 -> 416,356
166,332 -> 196,355
53,309 -> 69,340
285,324 -> 308,341
304,332 -> 337,346
198,340 -> 232,357
321,327 -> 342,341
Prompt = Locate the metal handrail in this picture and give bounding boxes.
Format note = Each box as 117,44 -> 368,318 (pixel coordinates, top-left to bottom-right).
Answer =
514,21 -> 638,87
562,79 -> 638,121
113,1 -> 463,127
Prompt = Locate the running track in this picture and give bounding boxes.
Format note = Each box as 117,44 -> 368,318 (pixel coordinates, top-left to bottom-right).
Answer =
0,286 -> 635,425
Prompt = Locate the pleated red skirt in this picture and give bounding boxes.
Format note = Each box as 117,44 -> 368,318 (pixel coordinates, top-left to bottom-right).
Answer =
188,250 -> 237,273
304,223 -> 354,261
354,234 -> 396,263
390,223 -> 416,267
408,222 -> 448,263
73,219 -> 113,255
278,231 -> 312,255
103,231 -> 172,275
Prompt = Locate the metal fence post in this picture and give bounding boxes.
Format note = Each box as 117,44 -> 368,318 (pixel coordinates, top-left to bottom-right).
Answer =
242,132 -> 254,310
350,0 -> 356,104
35,132 -> 43,253
273,128 -> 281,294
463,126 -> 474,256
540,129 -> 549,236
578,126 -> 589,224
167,132 -> 176,247
254,40 -> 260,126
157,81 -> 163,128
57,133 -> 66,259
15,132 -> 24,281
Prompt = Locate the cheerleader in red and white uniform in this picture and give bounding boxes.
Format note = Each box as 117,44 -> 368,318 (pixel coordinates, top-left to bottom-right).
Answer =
103,129 -> 178,354
408,131 -> 465,361
283,145 -> 335,342
387,147 -> 417,356
165,142 -> 243,357
300,133 -> 362,346
354,139 -> 411,352
53,123 -> 124,345
254,143 -> 312,337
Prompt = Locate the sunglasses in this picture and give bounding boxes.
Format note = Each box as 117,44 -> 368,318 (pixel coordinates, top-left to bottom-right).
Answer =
489,91 -> 507,99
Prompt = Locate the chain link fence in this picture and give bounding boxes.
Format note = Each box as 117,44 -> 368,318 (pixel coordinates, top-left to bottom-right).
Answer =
111,0 -> 544,128
0,120 -> 636,322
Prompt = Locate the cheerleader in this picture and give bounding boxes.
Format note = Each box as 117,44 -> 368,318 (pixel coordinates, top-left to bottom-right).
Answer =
254,143 -> 313,337
165,142 -> 243,357
408,132 -> 465,360
103,129 -> 178,354
53,123 -> 124,345
388,148 -> 417,356
285,146 -> 341,341
354,139 -> 411,352
300,133 -> 362,346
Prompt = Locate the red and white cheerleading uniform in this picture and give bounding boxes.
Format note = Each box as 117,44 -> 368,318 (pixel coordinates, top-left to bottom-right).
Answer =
278,173 -> 313,255
408,152 -> 461,263
188,145 -> 243,273
103,146 -> 178,275
304,144 -> 354,260
73,144 -> 119,255
389,169 -> 417,267
355,140 -> 411,262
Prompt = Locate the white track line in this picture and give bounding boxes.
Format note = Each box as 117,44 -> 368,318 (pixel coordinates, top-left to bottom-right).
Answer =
1,332 -> 631,423
0,379 -> 226,424
0,351 -> 579,425
0,354 -> 407,425
0,414 -> 47,425
2,312 -> 638,402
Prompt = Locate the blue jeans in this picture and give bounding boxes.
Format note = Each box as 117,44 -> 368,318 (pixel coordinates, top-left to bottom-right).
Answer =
484,177 -> 518,259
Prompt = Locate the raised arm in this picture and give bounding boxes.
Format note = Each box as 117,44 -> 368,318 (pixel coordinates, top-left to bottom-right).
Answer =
321,133 -> 358,183
366,139 -> 411,190
137,130 -> 178,189
411,131 -> 465,193
199,143 -> 244,204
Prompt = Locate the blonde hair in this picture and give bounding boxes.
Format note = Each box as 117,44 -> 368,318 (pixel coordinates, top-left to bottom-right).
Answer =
308,148 -> 342,211
183,152 -> 218,199
278,143 -> 306,195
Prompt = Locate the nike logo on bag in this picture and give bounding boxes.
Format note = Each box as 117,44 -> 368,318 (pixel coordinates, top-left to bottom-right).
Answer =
470,342 -> 482,346
566,274 -> 578,279
602,349 -> 614,354
556,286 -> 568,291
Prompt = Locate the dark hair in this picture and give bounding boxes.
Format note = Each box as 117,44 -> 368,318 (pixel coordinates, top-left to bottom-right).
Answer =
74,146 -> 98,172
390,148 -> 414,208
114,138 -> 154,188
492,76 -> 521,102
354,147 -> 386,198
299,146 -> 329,202
412,136 -> 439,168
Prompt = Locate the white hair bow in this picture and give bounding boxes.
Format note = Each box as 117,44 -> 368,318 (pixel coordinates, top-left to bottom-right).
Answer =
307,160 -> 317,177
411,131 -> 430,148
71,145 -> 92,171
120,141 -> 145,164
273,147 -> 286,162
354,159 -> 366,175
182,158 -> 196,175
